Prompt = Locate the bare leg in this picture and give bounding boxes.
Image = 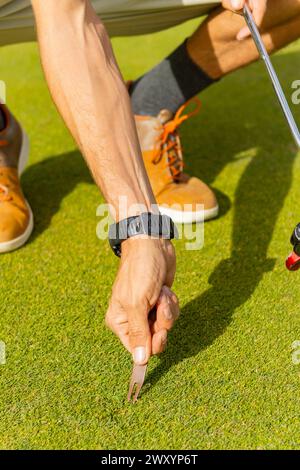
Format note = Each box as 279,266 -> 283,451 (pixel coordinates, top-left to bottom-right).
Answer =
187,0 -> 300,79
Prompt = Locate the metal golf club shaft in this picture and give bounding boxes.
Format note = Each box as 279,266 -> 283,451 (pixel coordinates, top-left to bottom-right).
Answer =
243,4 -> 300,148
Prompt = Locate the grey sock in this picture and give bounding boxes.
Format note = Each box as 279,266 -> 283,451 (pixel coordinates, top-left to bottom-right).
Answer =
130,40 -> 217,116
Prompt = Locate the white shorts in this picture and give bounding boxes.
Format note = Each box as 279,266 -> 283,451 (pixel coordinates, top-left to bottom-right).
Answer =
0,0 -> 220,46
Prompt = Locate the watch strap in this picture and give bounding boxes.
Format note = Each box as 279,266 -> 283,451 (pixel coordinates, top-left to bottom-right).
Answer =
109,213 -> 178,257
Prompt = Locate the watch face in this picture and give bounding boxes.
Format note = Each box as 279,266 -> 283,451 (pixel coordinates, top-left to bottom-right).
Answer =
128,218 -> 142,236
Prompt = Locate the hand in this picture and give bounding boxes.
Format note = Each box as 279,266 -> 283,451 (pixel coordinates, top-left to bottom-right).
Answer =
222,0 -> 268,40
106,237 -> 179,365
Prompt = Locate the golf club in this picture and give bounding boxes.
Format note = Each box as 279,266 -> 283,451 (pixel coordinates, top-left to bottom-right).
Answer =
243,4 -> 300,148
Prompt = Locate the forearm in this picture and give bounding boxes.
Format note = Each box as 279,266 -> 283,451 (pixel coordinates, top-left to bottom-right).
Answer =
31,0 -> 156,220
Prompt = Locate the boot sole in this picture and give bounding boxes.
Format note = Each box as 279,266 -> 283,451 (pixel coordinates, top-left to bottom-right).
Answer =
158,204 -> 219,224
0,127 -> 34,253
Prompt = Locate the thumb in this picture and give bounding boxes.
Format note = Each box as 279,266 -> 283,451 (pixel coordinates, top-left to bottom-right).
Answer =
128,308 -> 152,365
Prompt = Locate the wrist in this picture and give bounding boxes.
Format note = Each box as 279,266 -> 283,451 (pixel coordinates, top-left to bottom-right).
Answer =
112,195 -> 159,223
122,234 -> 164,251
116,204 -> 159,223
108,177 -> 158,223
121,237 -> 173,264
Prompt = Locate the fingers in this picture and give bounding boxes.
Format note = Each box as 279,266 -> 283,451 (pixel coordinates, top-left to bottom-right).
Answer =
106,299 -> 152,365
129,286 -> 179,361
107,286 -> 179,362
151,286 -> 179,355
231,0 -> 244,9
236,1 -> 267,41
251,0 -> 267,28
152,329 -> 168,355
237,27 -> 250,40
105,301 -> 131,353
221,1 -> 249,40
128,305 -> 152,365
222,0 -> 244,11
155,286 -> 180,332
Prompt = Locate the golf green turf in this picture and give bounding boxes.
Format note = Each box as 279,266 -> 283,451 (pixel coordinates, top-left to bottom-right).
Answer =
1,18 -> 300,450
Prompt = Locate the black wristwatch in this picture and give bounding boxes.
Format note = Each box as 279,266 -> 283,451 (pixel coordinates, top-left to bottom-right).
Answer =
108,212 -> 178,257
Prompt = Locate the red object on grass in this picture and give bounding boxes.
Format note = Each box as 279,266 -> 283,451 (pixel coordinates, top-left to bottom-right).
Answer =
286,251 -> 300,271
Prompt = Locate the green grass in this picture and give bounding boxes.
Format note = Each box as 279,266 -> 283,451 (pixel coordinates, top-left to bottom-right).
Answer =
1,19 -> 300,450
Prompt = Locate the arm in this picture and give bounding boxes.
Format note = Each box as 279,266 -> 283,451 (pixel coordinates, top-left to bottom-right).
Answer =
31,0 -> 154,221
31,0 -> 179,364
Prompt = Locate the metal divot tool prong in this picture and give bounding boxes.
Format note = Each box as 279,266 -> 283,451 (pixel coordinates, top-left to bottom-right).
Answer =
127,364 -> 148,403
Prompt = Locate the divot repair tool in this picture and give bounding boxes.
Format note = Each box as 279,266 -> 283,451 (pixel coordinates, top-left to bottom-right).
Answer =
127,364 -> 148,403
241,5 -> 300,270
127,308 -> 157,403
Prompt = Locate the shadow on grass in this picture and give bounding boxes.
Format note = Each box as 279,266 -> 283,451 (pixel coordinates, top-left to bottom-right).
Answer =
146,145 -> 293,392
21,150 -> 93,242
145,51 -> 299,390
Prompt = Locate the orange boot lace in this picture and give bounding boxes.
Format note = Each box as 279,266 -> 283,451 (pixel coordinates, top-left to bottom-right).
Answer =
152,97 -> 201,182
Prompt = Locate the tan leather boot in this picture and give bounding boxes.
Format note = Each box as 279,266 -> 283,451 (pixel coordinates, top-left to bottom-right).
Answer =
0,105 -> 33,253
135,98 -> 218,223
